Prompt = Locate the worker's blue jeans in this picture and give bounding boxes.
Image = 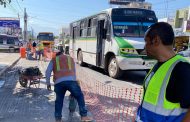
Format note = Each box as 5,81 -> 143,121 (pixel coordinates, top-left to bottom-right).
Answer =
37,50 -> 43,60
54,81 -> 87,120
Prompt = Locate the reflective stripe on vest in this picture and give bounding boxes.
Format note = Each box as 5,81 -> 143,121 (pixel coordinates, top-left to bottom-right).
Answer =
67,56 -> 72,70
139,55 -> 188,118
56,56 -> 61,71
53,55 -> 75,81
55,56 -> 73,71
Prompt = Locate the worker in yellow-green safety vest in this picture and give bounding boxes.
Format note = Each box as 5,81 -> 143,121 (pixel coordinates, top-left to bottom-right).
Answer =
36,42 -> 44,60
136,22 -> 190,122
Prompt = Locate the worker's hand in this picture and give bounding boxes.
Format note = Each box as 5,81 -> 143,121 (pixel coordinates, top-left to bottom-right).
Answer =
47,84 -> 52,91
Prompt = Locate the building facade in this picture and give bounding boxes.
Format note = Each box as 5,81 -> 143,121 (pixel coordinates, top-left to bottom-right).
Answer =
173,7 -> 190,52
174,6 -> 190,36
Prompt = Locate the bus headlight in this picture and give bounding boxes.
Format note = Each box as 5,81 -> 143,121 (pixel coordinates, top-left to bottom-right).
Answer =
120,48 -> 137,54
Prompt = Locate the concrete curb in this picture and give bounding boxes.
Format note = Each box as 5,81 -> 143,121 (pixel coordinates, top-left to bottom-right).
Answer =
0,57 -> 21,77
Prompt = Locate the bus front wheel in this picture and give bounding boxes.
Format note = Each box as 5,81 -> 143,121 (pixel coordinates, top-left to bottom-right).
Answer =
77,51 -> 85,66
108,56 -> 123,79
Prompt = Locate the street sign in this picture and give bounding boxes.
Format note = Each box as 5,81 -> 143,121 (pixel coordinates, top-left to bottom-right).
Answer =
109,0 -> 145,5
0,18 -> 20,28
0,18 -> 21,36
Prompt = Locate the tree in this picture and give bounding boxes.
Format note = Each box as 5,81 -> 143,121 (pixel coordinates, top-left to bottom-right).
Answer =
54,36 -> 59,39
0,0 -> 11,7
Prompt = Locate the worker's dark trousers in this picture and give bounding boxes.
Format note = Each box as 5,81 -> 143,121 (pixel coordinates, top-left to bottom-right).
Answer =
54,81 -> 87,120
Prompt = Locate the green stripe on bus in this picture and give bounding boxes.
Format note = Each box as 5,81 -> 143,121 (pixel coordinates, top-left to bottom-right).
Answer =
56,57 -> 61,71
115,36 -> 134,48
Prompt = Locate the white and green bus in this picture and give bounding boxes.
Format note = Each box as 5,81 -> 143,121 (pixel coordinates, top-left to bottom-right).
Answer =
69,8 -> 157,78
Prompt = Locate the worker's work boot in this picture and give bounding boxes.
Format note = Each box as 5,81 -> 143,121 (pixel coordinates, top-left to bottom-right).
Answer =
81,116 -> 93,122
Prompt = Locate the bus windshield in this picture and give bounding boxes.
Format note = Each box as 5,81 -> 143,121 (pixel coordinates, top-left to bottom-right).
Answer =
38,33 -> 54,41
112,8 -> 157,37
113,22 -> 154,37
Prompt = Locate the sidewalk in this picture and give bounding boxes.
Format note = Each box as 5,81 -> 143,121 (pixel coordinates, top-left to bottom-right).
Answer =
0,53 -> 20,75
0,53 -> 20,88
0,58 -> 90,122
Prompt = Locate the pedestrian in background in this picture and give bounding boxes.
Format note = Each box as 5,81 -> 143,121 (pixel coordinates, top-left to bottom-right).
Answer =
26,39 -> 32,59
32,41 -> 37,48
45,50 -> 93,122
36,42 -> 44,60
136,22 -> 190,122
32,41 -> 37,59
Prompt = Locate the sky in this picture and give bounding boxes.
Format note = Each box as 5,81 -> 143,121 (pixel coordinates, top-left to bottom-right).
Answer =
0,0 -> 190,36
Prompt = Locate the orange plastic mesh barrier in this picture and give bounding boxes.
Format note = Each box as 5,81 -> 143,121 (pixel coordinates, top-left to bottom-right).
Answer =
76,65 -> 143,122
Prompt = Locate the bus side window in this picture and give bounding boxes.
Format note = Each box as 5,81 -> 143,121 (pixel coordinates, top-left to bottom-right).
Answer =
80,22 -> 83,37
92,18 -> 97,37
80,20 -> 87,37
87,17 -> 97,37
105,19 -> 111,40
87,18 -> 92,37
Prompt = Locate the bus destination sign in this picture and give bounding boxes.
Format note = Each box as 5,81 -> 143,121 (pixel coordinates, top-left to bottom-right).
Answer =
109,0 -> 145,5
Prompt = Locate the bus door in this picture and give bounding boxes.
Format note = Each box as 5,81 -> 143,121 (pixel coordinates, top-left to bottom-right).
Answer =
96,20 -> 105,67
71,26 -> 77,55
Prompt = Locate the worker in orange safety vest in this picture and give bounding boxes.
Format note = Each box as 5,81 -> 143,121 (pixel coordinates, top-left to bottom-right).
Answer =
45,50 -> 93,122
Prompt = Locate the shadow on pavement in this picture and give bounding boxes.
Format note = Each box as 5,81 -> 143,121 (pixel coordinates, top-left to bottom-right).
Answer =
0,66 -> 55,122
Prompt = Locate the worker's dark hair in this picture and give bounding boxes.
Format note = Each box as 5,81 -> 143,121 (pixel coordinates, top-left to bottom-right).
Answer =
146,22 -> 174,45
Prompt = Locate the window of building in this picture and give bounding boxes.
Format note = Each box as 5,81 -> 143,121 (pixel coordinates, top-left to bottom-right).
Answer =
0,37 -> 3,44
7,38 -> 14,44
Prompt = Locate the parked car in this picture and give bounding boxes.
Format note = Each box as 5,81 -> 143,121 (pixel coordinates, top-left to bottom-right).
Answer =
0,34 -> 20,52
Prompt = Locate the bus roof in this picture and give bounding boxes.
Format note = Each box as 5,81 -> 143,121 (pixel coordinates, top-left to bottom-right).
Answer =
70,9 -> 111,24
70,7 -> 155,24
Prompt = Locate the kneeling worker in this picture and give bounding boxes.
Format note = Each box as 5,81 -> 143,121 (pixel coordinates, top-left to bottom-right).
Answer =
45,50 -> 93,122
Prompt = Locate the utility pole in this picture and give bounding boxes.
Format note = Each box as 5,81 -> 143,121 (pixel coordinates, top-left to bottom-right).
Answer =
24,8 -> 28,42
165,0 -> 168,18
31,27 -> 33,40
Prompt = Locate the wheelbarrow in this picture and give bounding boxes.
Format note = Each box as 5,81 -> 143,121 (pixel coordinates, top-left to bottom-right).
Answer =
18,68 -> 43,88
19,74 -> 43,88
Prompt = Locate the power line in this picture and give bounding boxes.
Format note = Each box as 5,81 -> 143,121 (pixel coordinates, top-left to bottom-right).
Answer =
30,16 -> 69,25
165,0 -> 169,18
16,0 -> 24,12
152,0 -> 176,6
5,0 -> 19,14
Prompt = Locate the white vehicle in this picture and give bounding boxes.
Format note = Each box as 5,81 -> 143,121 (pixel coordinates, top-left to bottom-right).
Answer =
69,8 -> 157,78
0,34 -> 20,52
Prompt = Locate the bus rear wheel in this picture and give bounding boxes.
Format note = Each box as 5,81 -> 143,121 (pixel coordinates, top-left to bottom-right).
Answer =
108,56 -> 123,79
77,51 -> 85,66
